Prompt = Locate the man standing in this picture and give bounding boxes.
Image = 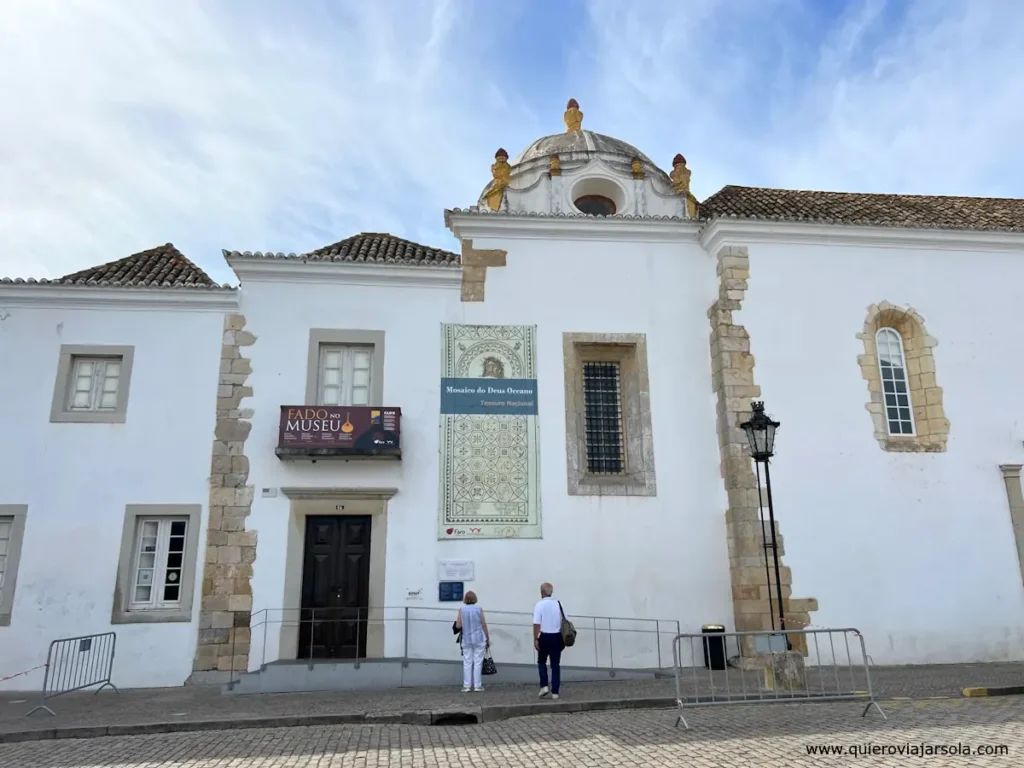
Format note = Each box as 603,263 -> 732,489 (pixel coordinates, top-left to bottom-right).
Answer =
533,582 -> 565,699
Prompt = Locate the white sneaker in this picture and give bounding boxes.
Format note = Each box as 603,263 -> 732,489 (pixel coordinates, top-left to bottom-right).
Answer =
473,686 -> 484,692
539,686 -> 550,698
462,686 -> 471,693
551,693 -> 559,700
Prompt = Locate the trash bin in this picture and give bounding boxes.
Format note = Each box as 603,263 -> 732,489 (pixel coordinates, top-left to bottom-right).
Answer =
701,624 -> 727,671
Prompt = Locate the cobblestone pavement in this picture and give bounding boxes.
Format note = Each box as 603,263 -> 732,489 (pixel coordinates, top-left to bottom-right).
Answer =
2,660 -> 1021,736
1,697 -> 1022,767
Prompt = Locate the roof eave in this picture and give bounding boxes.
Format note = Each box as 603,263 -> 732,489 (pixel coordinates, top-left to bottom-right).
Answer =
700,216 -> 1024,254
225,253 -> 462,290
0,282 -> 240,311
445,207 -> 702,243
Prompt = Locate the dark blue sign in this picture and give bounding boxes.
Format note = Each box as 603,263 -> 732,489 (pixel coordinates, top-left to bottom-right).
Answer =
438,581 -> 465,602
440,378 -> 538,415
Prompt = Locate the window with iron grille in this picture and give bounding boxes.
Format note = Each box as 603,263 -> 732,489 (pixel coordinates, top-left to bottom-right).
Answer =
582,362 -> 625,474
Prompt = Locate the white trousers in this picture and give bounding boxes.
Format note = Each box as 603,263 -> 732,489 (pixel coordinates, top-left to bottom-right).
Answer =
462,643 -> 486,688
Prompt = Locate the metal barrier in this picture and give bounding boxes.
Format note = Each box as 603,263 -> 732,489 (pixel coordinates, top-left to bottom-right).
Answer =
25,632 -> 119,717
230,606 -> 681,685
671,627 -> 886,729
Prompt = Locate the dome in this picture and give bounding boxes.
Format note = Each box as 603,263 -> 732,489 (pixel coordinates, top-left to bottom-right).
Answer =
472,99 -> 694,218
510,130 -> 658,169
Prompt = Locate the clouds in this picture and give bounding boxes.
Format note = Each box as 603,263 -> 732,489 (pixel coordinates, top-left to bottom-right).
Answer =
582,0 -> 1024,199
1,1 -> 1020,283
0,0 -> 518,283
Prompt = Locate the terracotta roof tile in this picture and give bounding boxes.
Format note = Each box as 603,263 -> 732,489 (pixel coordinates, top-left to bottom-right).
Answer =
699,185 -> 1024,232
1,243 -> 233,289
224,232 -> 460,267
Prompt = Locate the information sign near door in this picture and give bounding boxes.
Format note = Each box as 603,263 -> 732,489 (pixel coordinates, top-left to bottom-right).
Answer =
438,581 -> 465,602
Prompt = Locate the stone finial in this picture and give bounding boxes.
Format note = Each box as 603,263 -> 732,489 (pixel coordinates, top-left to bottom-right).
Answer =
671,154 -> 698,217
670,154 -> 690,194
564,98 -> 583,132
549,154 -> 561,177
631,157 -> 645,179
484,148 -> 512,211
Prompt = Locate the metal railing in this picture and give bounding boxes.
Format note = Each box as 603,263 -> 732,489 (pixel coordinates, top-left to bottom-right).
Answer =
25,632 -> 119,717
230,606 -> 682,684
671,627 -> 887,729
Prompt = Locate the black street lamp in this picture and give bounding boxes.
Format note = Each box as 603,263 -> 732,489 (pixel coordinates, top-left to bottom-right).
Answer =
739,401 -> 790,651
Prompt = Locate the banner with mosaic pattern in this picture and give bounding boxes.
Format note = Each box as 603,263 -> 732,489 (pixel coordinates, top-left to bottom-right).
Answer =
438,323 -> 542,540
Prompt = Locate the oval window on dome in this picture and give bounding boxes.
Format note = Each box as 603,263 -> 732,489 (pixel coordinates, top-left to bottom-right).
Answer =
574,194 -> 617,216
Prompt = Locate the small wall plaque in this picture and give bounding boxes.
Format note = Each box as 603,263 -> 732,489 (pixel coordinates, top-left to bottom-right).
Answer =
437,559 -> 475,582
438,581 -> 465,602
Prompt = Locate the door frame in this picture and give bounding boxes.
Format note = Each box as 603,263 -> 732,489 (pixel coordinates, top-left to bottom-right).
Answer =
298,514 -> 373,660
278,488 -> 396,662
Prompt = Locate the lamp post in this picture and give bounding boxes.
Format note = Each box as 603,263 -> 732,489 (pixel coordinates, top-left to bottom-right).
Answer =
739,401 -> 789,650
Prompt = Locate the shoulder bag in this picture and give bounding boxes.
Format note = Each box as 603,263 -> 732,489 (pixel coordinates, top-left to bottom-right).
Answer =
558,601 -> 577,647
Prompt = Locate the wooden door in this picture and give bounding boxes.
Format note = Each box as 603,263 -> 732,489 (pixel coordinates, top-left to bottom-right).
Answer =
298,515 -> 371,659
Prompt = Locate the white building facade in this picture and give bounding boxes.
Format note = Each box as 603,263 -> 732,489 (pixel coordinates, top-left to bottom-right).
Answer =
2,101 -> 1024,690
0,245 -> 236,688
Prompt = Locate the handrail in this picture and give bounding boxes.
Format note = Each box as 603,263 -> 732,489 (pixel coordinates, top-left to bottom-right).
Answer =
230,605 -> 685,686
249,605 -> 681,625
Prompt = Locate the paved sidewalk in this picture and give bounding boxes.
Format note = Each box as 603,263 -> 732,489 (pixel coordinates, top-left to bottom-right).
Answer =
0,661 -> 1021,743
2,697 -> 1023,767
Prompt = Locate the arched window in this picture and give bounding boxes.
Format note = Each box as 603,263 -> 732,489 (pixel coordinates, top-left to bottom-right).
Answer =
574,195 -> 617,216
859,302 -> 948,452
875,327 -> 914,436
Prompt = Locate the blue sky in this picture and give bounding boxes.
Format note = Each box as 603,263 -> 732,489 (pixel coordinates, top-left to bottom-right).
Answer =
1,0 -> 1020,285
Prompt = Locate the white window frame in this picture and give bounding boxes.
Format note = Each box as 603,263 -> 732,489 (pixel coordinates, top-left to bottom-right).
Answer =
0,517 -> 13,608
112,504 -> 201,624
128,517 -> 190,611
50,344 -> 135,424
67,356 -> 123,412
317,344 -> 374,406
875,327 -> 916,437
0,505 -> 28,627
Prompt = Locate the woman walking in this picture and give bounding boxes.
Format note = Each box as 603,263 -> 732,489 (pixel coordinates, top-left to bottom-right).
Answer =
455,591 -> 490,692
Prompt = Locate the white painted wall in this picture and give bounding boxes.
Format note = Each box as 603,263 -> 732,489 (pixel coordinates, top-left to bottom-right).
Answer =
0,302 -> 226,690
240,233 -> 733,671
5,228 -> 1020,690
739,239 -> 1024,664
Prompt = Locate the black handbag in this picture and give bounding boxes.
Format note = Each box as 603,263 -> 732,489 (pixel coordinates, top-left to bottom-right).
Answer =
452,620 -> 462,645
481,649 -> 497,676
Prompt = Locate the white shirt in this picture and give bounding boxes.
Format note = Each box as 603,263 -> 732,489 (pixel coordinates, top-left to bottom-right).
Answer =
533,596 -> 564,634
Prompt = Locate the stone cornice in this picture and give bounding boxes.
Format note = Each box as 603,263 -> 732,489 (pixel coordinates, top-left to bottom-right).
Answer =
280,486 -> 399,501
226,257 -> 462,289
701,218 -> 1024,254
445,209 -> 702,243
0,284 -> 239,311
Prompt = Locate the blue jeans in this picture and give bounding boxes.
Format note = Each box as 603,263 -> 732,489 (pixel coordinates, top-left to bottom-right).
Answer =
537,632 -> 564,693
